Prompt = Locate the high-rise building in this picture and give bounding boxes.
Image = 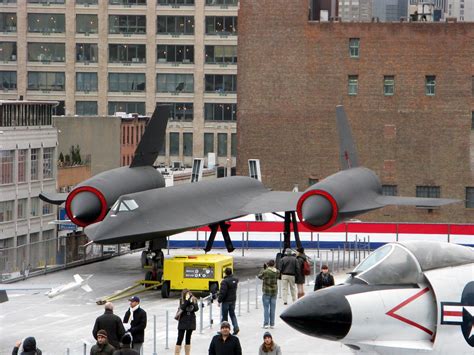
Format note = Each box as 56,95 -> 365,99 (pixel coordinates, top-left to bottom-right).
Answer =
338,0 -> 373,22
446,0 -> 474,21
0,0 -> 237,169
373,0 -> 408,21
0,99 -> 58,276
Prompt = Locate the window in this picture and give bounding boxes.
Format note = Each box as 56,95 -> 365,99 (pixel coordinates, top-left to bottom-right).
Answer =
28,0 -> 65,3
43,147 -> 54,179
156,74 -> 194,93
28,72 -> 65,91
42,201 -> 53,215
382,185 -> 398,196
206,0 -> 238,5
217,133 -> 228,157
348,75 -> 358,95
231,133 -> 236,157
28,43 -> 65,62
109,15 -> 146,34
76,14 -> 98,34
161,102 -> 193,121
0,200 -> 14,222
0,13 -> 17,32
109,44 -> 146,63
109,0 -> 146,4
109,73 -> 146,92
206,16 -> 238,35
157,45 -> 194,63
31,149 -> 39,180
466,187 -> 474,208
425,75 -> 436,96
349,38 -> 360,58
157,16 -> 195,34
108,102 -> 145,115
183,133 -> 193,156
308,178 -> 319,186
0,42 -> 17,61
28,14 -> 65,33
76,72 -> 98,92
0,71 -> 17,90
204,133 -> 214,156
76,43 -> 98,63
158,0 -> 194,4
383,76 -> 395,96
76,101 -> 98,115
0,150 -> 14,184
18,149 -> 27,183
17,198 -> 27,220
169,132 -> 179,155
30,197 -> 40,217
76,0 -> 98,4
204,103 -> 237,121
416,186 -> 440,198
472,112 -> 474,130
205,45 -> 237,64
205,75 -> 237,93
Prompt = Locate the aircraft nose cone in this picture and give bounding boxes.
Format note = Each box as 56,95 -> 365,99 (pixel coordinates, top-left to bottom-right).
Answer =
301,195 -> 334,227
69,191 -> 102,222
280,288 -> 351,341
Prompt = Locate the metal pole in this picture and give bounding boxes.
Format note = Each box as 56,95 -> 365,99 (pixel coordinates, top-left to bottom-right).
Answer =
247,278 -> 250,313
255,276 -> 258,309
209,295 -> 213,327
368,236 -> 371,253
337,246 -> 340,272
342,243 -> 346,270
196,230 -> 199,248
325,250 -> 329,267
199,298 -> 204,334
313,254 -> 317,284
317,233 -> 320,257
348,242 -> 351,269
165,310 -> 169,349
241,232 -> 244,257
83,342 -> 86,355
246,230 -> 249,250
331,249 -> 335,273
238,282 -> 242,316
153,315 -> 157,355
66,348 -> 70,355
167,236 -> 170,255
278,279 -> 282,299
279,233 -> 282,253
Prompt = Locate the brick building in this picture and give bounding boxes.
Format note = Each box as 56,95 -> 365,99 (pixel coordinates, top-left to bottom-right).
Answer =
237,0 -> 474,223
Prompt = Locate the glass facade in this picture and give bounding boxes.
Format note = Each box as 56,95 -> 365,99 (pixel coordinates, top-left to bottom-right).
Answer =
28,43 -> 65,62
76,43 -> 98,63
205,45 -> 237,63
204,103 -> 237,121
0,13 -> 17,33
109,73 -> 146,92
109,44 -> 146,63
108,101 -> 145,115
205,16 -> 237,35
157,45 -> 194,63
28,14 -> 65,33
0,42 -> 17,61
0,71 -> 17,90
157,16 -> 195,34
157,74 -> 194,93
76,14 -> 98,34
76,72 -> 98,91
28,72 -> 65,91
76,101 -> 98,115
109,15 -> 146,34
205,74 -> 237,93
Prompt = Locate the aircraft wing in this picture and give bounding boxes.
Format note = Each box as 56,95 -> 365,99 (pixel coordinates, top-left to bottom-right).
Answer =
85,176 -> 302,244
375,195 -> 460,207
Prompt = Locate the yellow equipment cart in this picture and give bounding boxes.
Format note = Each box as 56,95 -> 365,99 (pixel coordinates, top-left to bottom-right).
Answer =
161,254 -> 233,298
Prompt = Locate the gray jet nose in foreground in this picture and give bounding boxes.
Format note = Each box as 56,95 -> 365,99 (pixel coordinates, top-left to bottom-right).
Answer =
280,287 -> 352,341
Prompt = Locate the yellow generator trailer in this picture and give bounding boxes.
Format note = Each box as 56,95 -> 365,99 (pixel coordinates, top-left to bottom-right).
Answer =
161,254 -> 233,298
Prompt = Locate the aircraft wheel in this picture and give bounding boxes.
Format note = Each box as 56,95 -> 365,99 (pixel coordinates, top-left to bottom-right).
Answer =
161,281 -> 170,298
141,251 -> 149,268
209,282 -> 219,296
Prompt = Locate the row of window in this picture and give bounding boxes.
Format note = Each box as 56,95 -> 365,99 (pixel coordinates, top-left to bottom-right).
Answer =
0,148 -> 55,185
165,132 -> 237,157
0,42 -> 236,64
0,197 -> 53,224
347,75 -> 437,96
1,14 -> 237,35
21,0 -> 238,6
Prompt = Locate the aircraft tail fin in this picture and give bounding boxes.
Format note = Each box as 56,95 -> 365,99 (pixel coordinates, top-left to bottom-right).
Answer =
39,192 -> 68,205
73,274 -> 83,283
336,105 -> 359,170
130,104 -> 170,168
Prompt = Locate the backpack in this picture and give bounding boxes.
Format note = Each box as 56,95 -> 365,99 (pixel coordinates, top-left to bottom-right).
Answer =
303,259 -> 311,276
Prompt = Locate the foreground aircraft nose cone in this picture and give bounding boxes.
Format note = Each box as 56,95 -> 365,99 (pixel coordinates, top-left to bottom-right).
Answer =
70,191 -> 102,222
301,195 -> 334,227
280,288 -> 351,340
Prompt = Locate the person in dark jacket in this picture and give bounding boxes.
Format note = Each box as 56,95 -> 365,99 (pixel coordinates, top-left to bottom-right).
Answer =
12,337 -> 42,355
123,296 -> 147,353
295,247 -> 308,299
175,289 -> 199,355
218,267 -> 239,334
112,333 -> 139,355
208,321 -> 242,355
314,265 -> 335,291
93,302 -> 125,348
279,249 -> 297,305
90,329 -> 115,355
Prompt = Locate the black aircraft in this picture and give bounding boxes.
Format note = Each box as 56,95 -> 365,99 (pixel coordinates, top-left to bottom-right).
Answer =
80,105 -> 457,258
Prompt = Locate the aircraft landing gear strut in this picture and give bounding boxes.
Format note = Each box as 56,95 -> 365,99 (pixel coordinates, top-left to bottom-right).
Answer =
204,221 -> 235,253
142,247 -> 164,282
283,211 -> 302,251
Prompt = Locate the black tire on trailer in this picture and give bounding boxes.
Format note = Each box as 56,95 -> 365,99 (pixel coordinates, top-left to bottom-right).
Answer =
161,281 -> 170,298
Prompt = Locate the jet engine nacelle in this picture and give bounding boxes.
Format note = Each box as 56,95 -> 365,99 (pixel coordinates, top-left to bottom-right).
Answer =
65,166 -> 165,227
296,167 -> 382,231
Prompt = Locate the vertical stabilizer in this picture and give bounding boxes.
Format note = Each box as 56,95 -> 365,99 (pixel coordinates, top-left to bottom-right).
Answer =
336,105 -> 359,170
130,104 -> 170,168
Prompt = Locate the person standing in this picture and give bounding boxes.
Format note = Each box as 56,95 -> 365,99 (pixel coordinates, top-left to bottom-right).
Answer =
112,333 -> 139,355
208,321 -> 242,355
258,332 -> 282,355
314,265 -> 335,291
12,337 -> 42,355
90,330 -> 115,355
218,267 -> 239,335
279,249 -> 297,305
258,259 -> 279,329
295,247 -> 309,299
123,296 -> 147,353
175,289 -> 199,355
93,302 -> 125,349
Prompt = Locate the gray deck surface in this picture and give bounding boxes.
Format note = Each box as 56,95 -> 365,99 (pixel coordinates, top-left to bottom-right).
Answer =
1,249 -> 356,354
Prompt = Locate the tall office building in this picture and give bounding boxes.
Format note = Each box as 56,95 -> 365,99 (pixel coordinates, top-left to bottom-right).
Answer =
0,0 -> 237,169
373,0 -> 408,21
446,0 -> 474,21
338,0 -> 373,22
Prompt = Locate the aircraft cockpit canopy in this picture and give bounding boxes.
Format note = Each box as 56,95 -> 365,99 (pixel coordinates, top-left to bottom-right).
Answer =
111,198 -> 139,214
